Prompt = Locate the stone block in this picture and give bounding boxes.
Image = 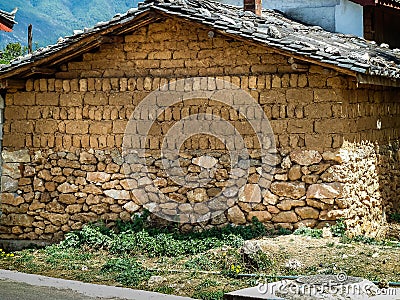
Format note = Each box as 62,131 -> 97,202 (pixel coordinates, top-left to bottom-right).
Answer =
294,219 -> 318,229
104,189 -> 131,200
1,193 -> 24,206
247,210 -> 272,222
307,183 -> 342,199
57,182 -> 78,193
7,214 -> 34,227
113,120 -> 128,134
1,176 -> 19,192
288,165 -> 302,180
286,89 -> 313,103
270,181 -> 306,199
239,184 -> 262,203
2,150 -> 30,163
58,194 -> 77,204
314,119 -> 349,134
87,172 -> 111,183
187,188 -> 208,202
272,211 -> 298,223
263,189 -> 278,205
192,156 -> 217,168
79,152 -> 97,164
290,150 -> 322,166
84,92 -> 108,105
287,119 -> 313,134
2,163 -> 21,179
227,205 -> 246,224
277,199 -> 306,211
295,207 -> 320,219
5,107 -> 27,120
123,201 -> 140,213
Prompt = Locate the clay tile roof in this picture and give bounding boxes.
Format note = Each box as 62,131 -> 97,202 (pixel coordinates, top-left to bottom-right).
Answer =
0,8 -> 17,32
1,0 -> 400,84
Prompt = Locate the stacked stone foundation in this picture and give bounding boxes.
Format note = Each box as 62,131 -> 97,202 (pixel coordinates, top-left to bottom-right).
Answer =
1,143 -> 398,240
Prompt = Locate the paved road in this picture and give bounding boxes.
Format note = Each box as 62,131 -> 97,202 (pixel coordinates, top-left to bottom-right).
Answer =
0,269 -> 195,300
0,279 -> 105,300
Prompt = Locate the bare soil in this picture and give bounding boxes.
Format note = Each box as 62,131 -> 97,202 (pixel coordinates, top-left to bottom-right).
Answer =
0,224 -> 399,299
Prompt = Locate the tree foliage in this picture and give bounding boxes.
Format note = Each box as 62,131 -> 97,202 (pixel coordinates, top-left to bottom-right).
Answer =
0,42 -> 27,64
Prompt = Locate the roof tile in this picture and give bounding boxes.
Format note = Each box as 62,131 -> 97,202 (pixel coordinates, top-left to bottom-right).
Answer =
1,0 -> 400,81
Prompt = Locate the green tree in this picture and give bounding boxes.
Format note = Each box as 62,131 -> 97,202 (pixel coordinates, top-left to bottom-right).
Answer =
0,42 -> 27,64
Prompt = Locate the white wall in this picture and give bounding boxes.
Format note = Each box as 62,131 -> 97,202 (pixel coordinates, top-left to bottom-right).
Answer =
214,0 -> 364,37
335,0 -> 363,37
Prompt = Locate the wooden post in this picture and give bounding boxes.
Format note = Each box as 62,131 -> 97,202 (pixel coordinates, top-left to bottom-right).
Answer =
28,24 -> 33,54
243,0 -> 262,16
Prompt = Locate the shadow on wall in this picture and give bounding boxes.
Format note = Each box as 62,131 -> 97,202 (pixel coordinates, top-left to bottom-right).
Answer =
332,139 -> 400,239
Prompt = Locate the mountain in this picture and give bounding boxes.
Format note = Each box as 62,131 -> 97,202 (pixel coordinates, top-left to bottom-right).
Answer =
0,0 -> 141,49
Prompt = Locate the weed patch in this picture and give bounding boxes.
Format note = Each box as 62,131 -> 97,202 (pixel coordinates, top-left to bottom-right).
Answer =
101,257 -> 152,286
293,227 -> 323,239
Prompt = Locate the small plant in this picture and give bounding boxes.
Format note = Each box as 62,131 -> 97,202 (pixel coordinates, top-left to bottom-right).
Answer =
331,219 -> 347,237
154,285 -> 175,294
101,257 -> 152,286
245,251 -> 273,272
225,263 -> 243,278
293,227 -> 323,239
116,210 -> 151,233
195,279 -> 219,289
184,254 -> 214,271
0,248 -> 14,258
192,290 -> 224,300
276,226 -> 292,236
60,216 -> 276,258
389,213 -> 400,223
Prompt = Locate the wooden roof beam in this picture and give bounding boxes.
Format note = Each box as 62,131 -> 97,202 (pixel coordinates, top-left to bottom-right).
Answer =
0,79 -> 25,90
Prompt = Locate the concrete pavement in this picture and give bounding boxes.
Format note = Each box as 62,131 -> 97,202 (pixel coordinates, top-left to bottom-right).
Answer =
0,269 -> 195,300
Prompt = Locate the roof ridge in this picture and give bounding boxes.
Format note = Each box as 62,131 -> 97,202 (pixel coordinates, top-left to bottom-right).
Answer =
0,8 -> 18,24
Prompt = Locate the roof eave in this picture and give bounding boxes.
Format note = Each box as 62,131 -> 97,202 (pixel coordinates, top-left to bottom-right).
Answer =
0,23 -> 13,32
350,0 -> 400,9
357,73 -> 400,87
0,9 -> 160,80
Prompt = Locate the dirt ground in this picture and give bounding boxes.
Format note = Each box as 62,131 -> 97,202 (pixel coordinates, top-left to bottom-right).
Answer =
0,224 -> 399,299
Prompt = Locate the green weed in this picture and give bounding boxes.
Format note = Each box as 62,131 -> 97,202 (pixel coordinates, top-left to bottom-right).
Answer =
192,290 -> 224,300
101,257 -> 152,286
293,227 -> 323,239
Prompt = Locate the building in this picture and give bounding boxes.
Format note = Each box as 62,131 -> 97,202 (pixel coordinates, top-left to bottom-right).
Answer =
0,0 -> 399,242
357,0 -> 400,48
218,0 -> 400,48
0,8 -> 17,32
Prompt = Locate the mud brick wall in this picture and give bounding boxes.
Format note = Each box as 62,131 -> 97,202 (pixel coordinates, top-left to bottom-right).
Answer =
1,17 -> 400,240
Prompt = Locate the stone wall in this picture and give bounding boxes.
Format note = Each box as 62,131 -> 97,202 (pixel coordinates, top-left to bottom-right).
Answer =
1,144 -> 398,240
0,148 -> 344,240
1,16 -> 400,240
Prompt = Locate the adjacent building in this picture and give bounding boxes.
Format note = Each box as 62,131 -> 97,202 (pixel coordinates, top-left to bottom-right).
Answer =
218,0 -> 400,48
0,8 -> 17,32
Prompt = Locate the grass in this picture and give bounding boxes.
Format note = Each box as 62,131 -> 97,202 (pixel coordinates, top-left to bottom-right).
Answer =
389,213 -> 400,223
0,213 -> 399,300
